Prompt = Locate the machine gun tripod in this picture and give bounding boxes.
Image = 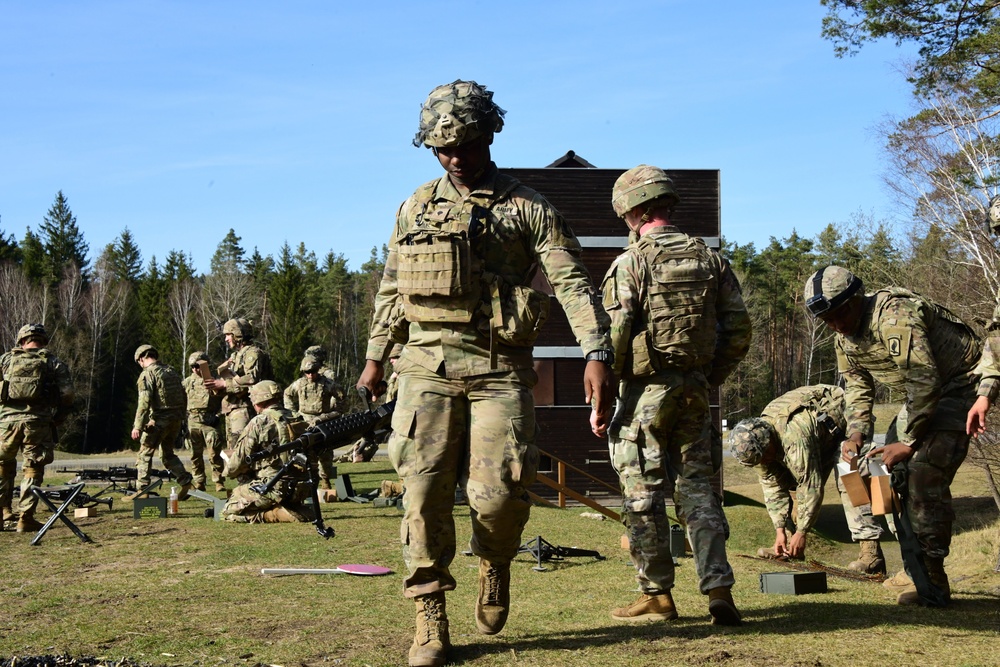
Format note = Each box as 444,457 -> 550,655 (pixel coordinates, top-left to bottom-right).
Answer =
518,535 -> 605,572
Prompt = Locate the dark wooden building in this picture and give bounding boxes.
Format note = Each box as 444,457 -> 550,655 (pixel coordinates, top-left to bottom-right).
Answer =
500,152 -> 722,505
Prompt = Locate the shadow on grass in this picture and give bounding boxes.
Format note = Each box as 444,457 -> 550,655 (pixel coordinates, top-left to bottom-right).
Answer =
723,490 -> 764,508
453,597 -> 1000,661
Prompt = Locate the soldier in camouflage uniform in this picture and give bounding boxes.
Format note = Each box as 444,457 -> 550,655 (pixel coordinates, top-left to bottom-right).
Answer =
357,80 -> 614,667
339,344 -> 403,464
599,165 -> 751,626
967,194 -> 1000,435
205,318 -> 273,450
0,324 -> 75,533
182,351 -> 225,493
804,265 -> 980,605
284,355 -> 346,488
730,384 -> 886,573
222,380 -> 311,523
130,345 -> 194,499
303,345 -> 339,383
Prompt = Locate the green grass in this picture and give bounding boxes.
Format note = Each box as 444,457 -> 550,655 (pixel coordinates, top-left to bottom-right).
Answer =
2,458 -> 998,667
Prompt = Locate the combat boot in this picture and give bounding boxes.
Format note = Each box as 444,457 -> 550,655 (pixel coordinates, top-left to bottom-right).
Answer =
883,569 -> 913,592
475,559 -> 511,634
258,506 -> 304,523
756,547 -> 801,561
409,592 -> 449,667
848,540 -> 886,575
611,592 -> 678,622
1,507 -> 15,523
897,558 -> 950,605
194,481 -> 207,492
708,586 -> 742,626
176,482 -> 194,501
214,479 -> 227,493
16,514 -> 43,533
320,478 -> 333,491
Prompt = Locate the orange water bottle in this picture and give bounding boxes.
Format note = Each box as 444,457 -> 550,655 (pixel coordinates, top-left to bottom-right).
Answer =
168,486 -> 179,515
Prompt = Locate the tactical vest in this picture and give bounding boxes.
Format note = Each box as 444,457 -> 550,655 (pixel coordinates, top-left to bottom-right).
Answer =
396,175 -> 531,329
761,385 -> 845,440
296,379 -> 331,415
257,407 -> 308,472
633,233 -> 718,371
185,376 -> 213,411
0,348 -> 50,404
149,364 -> 186,411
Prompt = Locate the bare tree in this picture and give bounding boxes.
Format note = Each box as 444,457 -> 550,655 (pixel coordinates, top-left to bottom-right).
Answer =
0,264 -> 44,348
168,277 -> 201,367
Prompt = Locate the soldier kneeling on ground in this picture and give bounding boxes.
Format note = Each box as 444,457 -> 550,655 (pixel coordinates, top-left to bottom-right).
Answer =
221,380 -> 312,523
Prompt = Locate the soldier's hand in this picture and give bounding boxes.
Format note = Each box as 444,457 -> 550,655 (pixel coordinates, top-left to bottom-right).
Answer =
205,378 -> 226,391
583,361 -> 614,438
130,428 -> 140,441
357,360 -> 386,399
772,529 -> 788,557
787,531 -> 807,559
967,396 -> 991,435
867,442 -> 913,469
841,433 -> 863,463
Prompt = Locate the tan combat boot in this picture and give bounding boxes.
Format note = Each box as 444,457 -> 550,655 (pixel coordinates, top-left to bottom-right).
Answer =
320,478 -> 333,491
848,540 -> 886,575
611,592 -> 678,622
708,586 -> 742,626
176,482 -> 194,501
897,558 -> 950,605
475,559 -> 511,634
883,569 -> 913,592
1,507 -> 15,524
16,513 -> 43,533
409,592 -> 449,667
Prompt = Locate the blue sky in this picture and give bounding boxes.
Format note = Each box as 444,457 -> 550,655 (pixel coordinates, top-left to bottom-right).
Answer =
0,1 -> 918,273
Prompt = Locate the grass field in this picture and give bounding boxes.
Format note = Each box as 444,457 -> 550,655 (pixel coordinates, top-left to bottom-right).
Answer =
1,455 -> 998,667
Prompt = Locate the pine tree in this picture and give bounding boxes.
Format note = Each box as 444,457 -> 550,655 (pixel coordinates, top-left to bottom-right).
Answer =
267,243 -> 309,385
105,228 -> 143,283
41,190 -> 90,284
210,229 -> 245,274
20,228 -> 46,284
0,217 -> 20,264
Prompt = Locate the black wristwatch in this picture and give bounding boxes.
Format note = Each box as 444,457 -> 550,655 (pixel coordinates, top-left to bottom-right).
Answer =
585,349 -> 614,366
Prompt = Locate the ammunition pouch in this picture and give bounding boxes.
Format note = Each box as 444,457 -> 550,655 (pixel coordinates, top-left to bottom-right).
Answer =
492,282 -> 551,347
398,230 -> 480,322
624,330 -> 661,379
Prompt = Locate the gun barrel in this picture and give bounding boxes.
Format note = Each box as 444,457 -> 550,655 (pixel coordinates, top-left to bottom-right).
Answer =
249,400 -> 395,463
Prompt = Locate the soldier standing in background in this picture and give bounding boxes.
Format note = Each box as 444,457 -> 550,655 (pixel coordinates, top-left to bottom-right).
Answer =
804,265 -> 980,605
182,351 -> 225,493
130,345 -> 194,499
303,345 -> 339,382
284,355 -> 346,489
357,80 -> 614,667
966,194 -> 1000,435
205,318 -> 273,450
0,324 -> 75,532
730,384 -> 887,573
222,380 -> 311,523
599,165 -> 751,626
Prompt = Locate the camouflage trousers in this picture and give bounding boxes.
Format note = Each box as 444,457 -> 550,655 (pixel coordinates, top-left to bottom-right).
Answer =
187,418 -> 224,487
609,370 -> 735,595
904,429 -> 969,559
389,362 -> 538,598
224,405 -> 253,450
222,477 -> 310,522
829,460 -> 885,542
0,419 -> 55,517
137,419 -> 193,487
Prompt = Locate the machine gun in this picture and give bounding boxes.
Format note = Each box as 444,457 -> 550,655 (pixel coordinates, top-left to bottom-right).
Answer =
58,466 -> 174,494
248,391 -> 395,539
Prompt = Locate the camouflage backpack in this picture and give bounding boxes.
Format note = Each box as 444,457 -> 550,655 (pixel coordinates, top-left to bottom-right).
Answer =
1,348 -> 50,403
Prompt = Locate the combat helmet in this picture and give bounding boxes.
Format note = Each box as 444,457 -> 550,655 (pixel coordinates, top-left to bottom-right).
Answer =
611,165 -> 680,218
729,418 -> 776,467
414,80 -> 506,148
16,323 -> 48,345
803,266 -> 864,318
989,194 -> 1000,233
249,380 -> 281,404
188,351 -> 209,367
134,344 -> 157,364
300,357 -> 321,373
304,345 -> 326,363
223,318 -> 253,342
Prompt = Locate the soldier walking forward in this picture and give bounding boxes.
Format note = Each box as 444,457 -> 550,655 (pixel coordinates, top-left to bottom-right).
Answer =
357,80 -> 614,667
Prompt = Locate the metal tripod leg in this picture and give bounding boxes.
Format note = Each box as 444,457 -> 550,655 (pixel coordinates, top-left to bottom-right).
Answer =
29,482 -> 93,546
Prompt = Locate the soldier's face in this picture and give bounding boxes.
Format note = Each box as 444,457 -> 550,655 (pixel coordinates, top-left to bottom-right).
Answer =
224,333 -> 236,347
304,370 -> 318,383
434,134 -> 492,186
819,297 -> 862,336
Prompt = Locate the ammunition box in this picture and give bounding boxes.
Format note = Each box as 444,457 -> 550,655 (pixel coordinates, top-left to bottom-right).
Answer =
759,571 -> 827,595
133,496 -> 167,519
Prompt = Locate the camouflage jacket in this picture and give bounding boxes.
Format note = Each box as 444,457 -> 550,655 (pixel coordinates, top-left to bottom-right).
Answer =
284,374 -> 345,425
836,289 -> 980,446
134,362 -> 186,430
600,226 -> 751,383
365,163 -> 611,378
221,343 -> 273,413
223,405 -> 305,486
754,385 -> 846,533
973,301 -> 1000,403
0,347 -> 75,424
181,372 -> 222,420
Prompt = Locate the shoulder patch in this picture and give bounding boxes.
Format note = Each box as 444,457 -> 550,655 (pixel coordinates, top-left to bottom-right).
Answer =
883,326 -> 911,361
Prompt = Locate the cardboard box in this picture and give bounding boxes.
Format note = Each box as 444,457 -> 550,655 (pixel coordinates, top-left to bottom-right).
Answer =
838,462 -> 870,507
133,496 -> 167,519
317,489 -> 338,503
196,360 -> 212,381
759,571 -> 828,595
620,534 -> 630,550
868,461 -> 898,515
74,507 -> 96,518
